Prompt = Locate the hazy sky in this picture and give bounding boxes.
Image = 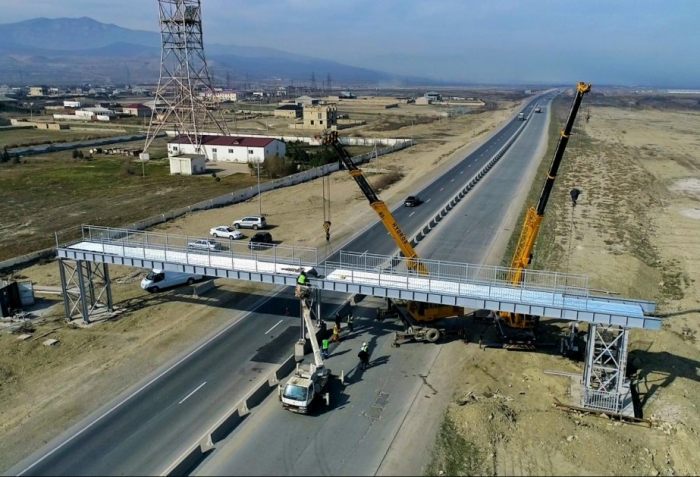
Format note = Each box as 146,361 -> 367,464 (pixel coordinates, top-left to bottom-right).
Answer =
2,0 -> 698,86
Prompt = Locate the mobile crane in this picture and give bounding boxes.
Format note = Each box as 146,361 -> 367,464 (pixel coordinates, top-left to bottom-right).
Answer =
496,82 -> 591,347
279,286 -> 332,413
323,131 -> 465,344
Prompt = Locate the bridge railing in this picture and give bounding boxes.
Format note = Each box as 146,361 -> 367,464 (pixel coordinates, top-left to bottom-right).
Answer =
322,251 -> 590,303
57,225 -> 319,269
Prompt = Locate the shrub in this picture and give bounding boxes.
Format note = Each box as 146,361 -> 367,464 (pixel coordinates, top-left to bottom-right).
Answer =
372,171 -> 404,191
120,161 -> 135,176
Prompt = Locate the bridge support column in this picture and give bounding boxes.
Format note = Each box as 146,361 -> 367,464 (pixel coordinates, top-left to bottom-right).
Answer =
581,324 -> 633,416
58,259 -> 113,325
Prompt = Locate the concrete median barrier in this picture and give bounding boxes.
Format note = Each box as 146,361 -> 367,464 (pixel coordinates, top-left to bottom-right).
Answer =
209,408 -> 245,444
245,381 -> 275,410
275,355 -> 297,381
161,442 -> 207,477
191,279 -> 215,297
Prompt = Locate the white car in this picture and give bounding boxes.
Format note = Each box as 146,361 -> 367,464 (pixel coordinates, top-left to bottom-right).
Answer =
210,226 -> 244,240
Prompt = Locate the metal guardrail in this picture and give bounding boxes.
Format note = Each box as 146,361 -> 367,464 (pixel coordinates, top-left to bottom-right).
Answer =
58,227 -> 589,302
56,225 -> 319,269
55,226 -> 659,327
323,250 -> 590,298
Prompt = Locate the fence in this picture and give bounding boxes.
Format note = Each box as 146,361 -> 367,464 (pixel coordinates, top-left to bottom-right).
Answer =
323,251 -> 590,299
56,225 -> 319,270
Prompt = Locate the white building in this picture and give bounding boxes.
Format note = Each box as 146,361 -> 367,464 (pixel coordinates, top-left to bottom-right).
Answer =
212,90 -> 244,102
295,95 -> 319,107
122,103 -> 151,117
64,100 -> 82,108
168,135 -> 286,163
170,154 -> 206,175
28,87 -> 46,97
75,107 -> 116,121
424,91 -> 442,101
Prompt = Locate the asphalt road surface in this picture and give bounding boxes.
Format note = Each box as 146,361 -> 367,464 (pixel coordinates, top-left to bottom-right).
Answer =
11,93 -> 552,476
193,94 -> 555,476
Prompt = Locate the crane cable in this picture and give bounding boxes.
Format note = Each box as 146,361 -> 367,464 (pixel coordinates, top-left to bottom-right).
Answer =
322,168 -> 332,246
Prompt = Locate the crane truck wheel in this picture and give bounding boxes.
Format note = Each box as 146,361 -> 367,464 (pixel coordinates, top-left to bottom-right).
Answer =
426,328 -> 441,343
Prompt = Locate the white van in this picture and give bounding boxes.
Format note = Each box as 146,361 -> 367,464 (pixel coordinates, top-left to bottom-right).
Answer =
140,269 -> 203,293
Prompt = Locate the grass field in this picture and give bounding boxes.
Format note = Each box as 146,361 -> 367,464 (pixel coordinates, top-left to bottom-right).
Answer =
0,128 -> 128,149
0,146 -> 260,261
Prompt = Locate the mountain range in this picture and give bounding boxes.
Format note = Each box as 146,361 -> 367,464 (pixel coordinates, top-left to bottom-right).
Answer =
0,17 -> 434,86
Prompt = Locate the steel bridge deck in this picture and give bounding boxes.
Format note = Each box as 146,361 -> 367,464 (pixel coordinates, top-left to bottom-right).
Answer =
56,226 -> 661,331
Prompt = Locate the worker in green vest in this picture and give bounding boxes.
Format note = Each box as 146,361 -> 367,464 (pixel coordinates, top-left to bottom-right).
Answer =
347,312 -> 354,333
322,337 -> 330,359
297,270 -> 307,285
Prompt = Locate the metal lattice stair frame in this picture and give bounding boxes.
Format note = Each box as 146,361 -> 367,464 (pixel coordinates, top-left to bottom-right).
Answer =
58,259 -> 113,324
582,324 -> 634,416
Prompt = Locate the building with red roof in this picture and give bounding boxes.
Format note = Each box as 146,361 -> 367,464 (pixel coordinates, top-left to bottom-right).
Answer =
167,135 -> 286,163
122,103 -> 152,117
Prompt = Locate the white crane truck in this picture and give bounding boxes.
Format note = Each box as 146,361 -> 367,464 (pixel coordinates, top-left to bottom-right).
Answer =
278,285 -> 332,414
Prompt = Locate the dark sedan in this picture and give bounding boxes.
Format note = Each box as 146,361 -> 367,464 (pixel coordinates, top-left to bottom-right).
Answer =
404,196 -> 422,207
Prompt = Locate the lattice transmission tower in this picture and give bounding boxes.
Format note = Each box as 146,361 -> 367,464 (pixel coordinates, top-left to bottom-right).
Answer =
145,0 -> 229,155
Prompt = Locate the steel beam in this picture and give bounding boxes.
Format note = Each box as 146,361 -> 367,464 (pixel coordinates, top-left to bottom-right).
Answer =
56,238 -> 661,331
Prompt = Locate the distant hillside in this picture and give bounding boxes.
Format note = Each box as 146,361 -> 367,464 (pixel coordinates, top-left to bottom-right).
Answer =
0,17 -> 433,85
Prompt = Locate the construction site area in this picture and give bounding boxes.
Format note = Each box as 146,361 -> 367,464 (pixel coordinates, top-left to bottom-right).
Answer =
0,2 -> 698,477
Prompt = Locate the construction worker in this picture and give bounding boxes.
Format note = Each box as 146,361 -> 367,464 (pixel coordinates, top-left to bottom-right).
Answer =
322,337 -> 330,359
297,270 -> 308,286
334,312 -> 341,331
347,312 -> 354,333
332,324 -> 340,342
358,343 -> 369,370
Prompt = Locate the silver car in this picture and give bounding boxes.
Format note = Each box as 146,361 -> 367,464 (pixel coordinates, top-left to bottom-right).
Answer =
233,216 -> 267,230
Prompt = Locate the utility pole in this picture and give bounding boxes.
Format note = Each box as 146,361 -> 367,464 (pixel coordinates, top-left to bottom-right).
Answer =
311,71 -> 317,91
226,71 -> 231,89
326,73 -> 332,92
258,158 -> 262,216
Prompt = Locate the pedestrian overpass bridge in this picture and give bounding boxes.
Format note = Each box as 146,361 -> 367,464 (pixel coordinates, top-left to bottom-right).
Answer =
55,225 -> 660,331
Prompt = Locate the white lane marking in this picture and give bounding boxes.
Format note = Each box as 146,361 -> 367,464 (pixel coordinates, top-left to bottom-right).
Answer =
468,164 -> 472,167
409,212 -> 415,217
439,187 -> 444,191
265,320 -> 283,335
179,382 -> 207,405
16,285 -> 286,476
480,153 -> 483,156
460,171 -> 464,174
426,198 -> 431,203
450,179 -> 454,182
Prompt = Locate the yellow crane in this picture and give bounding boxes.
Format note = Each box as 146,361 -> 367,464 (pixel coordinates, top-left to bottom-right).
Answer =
497,82 -> 591,346
323,131 -> 462,338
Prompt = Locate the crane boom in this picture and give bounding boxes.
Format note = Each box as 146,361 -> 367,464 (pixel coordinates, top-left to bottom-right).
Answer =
508,83 -> 591,286
323,131 -> 427,274
499,83 -> 591,340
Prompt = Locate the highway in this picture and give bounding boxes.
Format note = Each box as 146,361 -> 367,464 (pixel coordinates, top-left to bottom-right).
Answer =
11,93 -> 551,476
193,94 -> 554,476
